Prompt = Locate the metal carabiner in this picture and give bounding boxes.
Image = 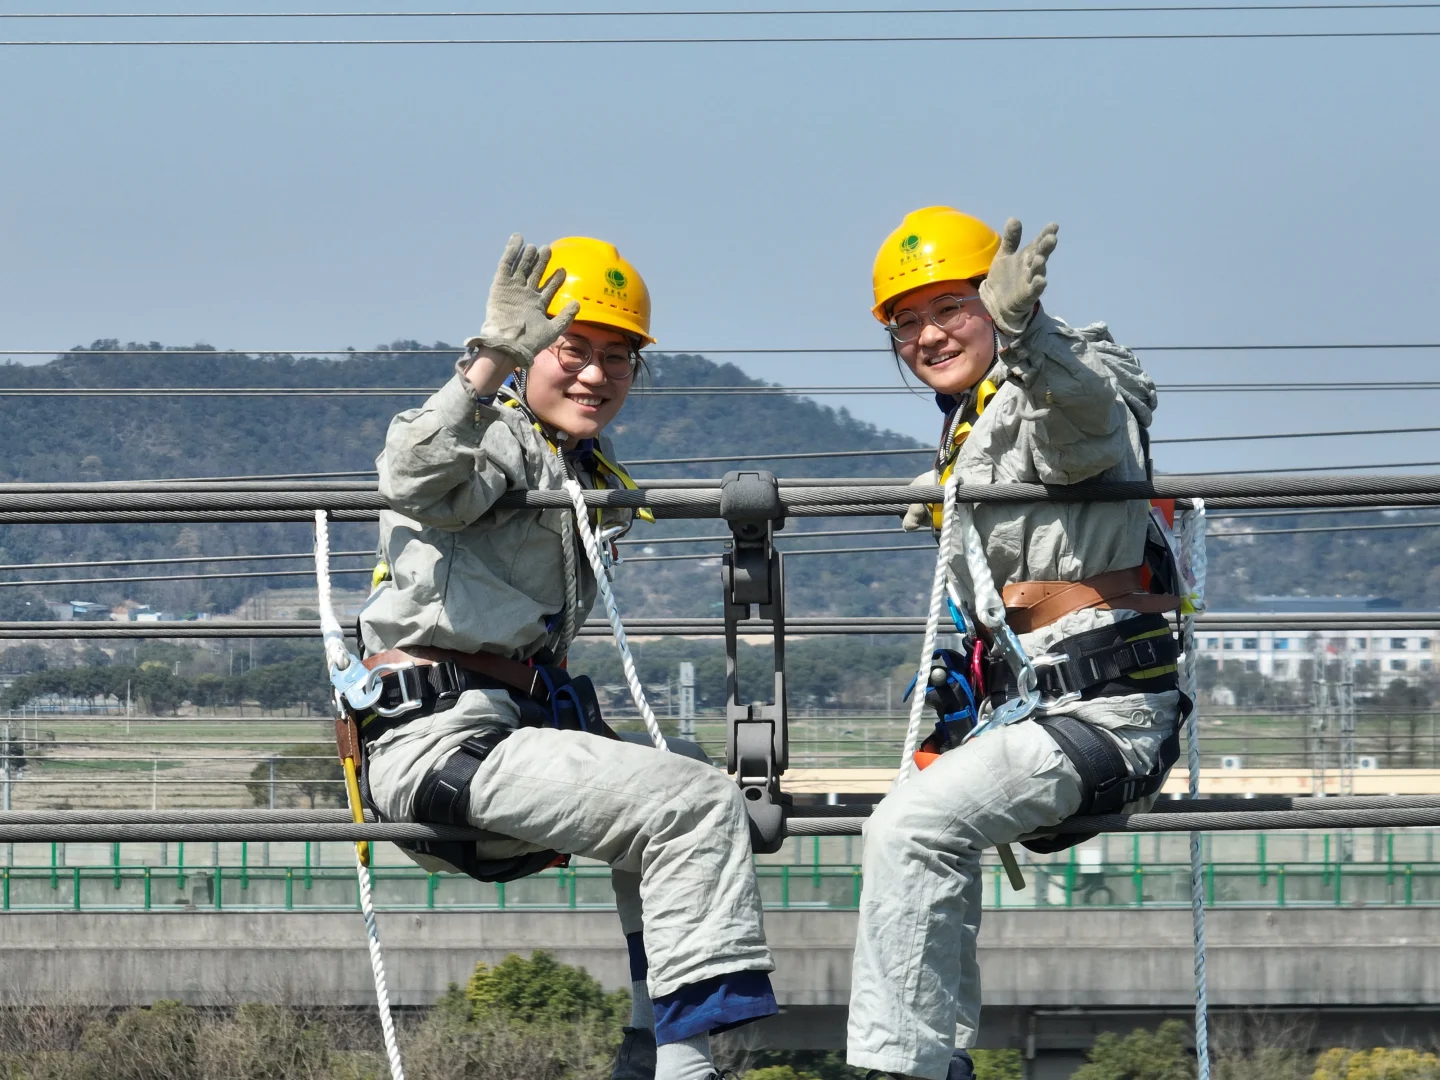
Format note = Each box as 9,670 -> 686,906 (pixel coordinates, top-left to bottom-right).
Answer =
596,524 -> 629,580
989,623 -> 1039,726
964,624 -> 1039,743
329,654 -> 384,712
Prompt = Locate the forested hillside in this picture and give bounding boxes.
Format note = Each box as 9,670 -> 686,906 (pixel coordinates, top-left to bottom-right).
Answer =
1,340 -> 1435,617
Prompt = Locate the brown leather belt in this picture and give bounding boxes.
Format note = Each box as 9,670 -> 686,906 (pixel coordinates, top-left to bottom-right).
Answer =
361,645 -> 547,702
1001,566 -> 1181,634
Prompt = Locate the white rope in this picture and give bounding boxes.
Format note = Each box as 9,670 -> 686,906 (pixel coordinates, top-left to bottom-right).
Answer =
356,845 -> 407,1080
314,510 -> 352,675
1178,500 -> 1210,1080
313,510 -> 406,1080
955,501 -> 1007,632
897,467 -> 962,783
562,479 -> 668,752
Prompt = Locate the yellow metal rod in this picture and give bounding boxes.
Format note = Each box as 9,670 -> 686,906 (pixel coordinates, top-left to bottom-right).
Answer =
342,756 -> 370,867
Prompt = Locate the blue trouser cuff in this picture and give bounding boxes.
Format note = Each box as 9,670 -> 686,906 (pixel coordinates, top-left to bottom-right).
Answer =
651,970 -> 778,1044
626,931 -> 649,984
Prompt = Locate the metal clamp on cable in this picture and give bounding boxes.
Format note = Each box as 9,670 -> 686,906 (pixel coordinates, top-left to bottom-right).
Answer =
719,470 -> 790,854
986,623 -> 1039,728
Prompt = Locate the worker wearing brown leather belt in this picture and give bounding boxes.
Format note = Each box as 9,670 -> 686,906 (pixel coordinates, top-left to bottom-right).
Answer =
355,234 -> 775,1080
848,208 -> 1185,1080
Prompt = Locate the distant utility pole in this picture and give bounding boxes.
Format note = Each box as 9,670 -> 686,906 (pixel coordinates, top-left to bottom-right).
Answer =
4,720 -> 12,867
678,662 -> 696,739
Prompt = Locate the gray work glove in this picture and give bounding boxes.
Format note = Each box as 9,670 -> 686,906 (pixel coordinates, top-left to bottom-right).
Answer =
464,233 -> 581,368
979,218 -> 1059,337
902,469 -> 938,532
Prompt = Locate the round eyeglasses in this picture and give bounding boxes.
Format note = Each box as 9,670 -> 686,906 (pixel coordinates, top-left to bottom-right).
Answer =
554,337 -> 640,380
886,294 -> 987,344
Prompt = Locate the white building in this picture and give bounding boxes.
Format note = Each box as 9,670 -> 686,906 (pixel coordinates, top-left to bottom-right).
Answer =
1197,622 -> 1436,683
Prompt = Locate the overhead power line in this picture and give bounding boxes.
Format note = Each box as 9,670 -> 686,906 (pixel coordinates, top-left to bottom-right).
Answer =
9,4 -> 1439,19
7,521 -> 1437,586
5,380 -> 1440,398
627,427 -> 1440,465
0,550 -> 371,573
2,342 -> 1437,356
1209,519 -> 1440,539
5,30 -> 1440,44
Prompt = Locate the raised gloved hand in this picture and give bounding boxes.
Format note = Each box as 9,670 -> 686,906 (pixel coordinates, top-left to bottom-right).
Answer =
979,218 -> 1058,337
464,233 -> 581,368
902,469 -> 938,532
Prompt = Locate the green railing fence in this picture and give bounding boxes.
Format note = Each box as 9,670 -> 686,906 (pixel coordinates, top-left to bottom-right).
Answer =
7,857 -> 1440,913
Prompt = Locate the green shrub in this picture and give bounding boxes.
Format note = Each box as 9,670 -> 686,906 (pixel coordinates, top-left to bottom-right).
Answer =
1313,1048 -> 1440,1080
1073,1019 -> 1195,1080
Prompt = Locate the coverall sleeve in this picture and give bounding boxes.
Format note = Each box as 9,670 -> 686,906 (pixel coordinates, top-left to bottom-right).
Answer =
378,367 -> 529,530
999,309 -> 1141,486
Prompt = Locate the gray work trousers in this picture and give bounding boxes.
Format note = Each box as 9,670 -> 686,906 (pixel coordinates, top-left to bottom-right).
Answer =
365,688 -> 773,998
847,706 -> 1173,1079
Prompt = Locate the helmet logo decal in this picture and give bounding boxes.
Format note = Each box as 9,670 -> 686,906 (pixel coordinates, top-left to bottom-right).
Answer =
604,267 -> 628,295
898,233 -> 924,267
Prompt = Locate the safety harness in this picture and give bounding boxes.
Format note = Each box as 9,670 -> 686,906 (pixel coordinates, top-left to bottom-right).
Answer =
908,368 -> 1193,853
339,381 -> 656,884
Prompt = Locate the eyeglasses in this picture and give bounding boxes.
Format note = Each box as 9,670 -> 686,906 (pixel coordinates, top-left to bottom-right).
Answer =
886,294 -> 987,344
553,337 -> 640,380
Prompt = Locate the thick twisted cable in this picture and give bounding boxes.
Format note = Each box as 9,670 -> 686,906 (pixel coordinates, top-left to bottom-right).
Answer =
356,846 -> 406,1080
1179,500 -> 1210,1080
314,509 -> 405,1080
313,510 -> 352,674
562,479 -> 668,752
557,506 -> 580,659
897,467 -> 962,783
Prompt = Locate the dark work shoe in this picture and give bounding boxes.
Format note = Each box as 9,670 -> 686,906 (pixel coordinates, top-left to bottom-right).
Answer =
612,1026 -> 657,1080
947,1048 -> 976,1080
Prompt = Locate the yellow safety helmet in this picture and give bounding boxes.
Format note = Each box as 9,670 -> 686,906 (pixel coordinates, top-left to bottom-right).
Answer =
545,237 -> 654,346
871,207 -> 1001,323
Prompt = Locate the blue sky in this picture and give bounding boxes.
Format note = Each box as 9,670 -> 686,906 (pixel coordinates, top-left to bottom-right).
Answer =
2,3 -> 1437,474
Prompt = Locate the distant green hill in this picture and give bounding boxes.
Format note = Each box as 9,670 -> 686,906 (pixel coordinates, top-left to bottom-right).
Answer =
1,341 -> 1435,616
0,342 -> 934,618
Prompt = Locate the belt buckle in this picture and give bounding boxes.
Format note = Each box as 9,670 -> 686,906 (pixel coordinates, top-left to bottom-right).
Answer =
370,662 -> 424,718
984,624 -> 1039,730
1033,652 -> 1083,711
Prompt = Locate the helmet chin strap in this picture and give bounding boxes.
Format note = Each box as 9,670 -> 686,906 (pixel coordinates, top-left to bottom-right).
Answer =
510,367 -> 575,446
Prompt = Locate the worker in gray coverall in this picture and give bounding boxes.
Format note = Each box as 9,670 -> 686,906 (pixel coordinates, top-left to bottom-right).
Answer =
848,207 -> 1184,1080
358,234 -> 776,1080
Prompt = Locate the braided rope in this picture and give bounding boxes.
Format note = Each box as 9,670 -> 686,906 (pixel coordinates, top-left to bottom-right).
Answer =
313,511 -> 353,674
562,479 -> 667,752
313,510 -> 405,1080
355,846 -> 406,1080
897,467 -> 962,783
1179,500 -> 1210,1080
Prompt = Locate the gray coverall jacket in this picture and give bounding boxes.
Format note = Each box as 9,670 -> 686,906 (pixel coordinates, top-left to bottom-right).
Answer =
358,363 -> 773,1000
848,310 -> 1181,1079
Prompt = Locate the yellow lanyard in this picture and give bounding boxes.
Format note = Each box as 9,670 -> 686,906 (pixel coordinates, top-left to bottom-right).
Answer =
931,378 -> 998,529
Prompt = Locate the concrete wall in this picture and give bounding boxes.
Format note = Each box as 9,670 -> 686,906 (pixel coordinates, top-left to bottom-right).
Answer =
7,908 -> 1440,1059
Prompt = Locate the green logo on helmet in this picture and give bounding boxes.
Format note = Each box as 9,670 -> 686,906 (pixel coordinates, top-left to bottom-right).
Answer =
900,234 -> 920,253
605,268 -> 628,291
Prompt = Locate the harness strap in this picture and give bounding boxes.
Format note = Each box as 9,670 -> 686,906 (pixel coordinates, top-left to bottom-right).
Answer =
412,734 -> 506,826
1022,694 -> 1192,854
987,612 -> 1180,704
406,730 -> 570,884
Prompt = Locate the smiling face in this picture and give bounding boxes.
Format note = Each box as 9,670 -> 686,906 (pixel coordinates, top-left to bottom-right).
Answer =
890,279 -> 997,397
524,321 -> 636,440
